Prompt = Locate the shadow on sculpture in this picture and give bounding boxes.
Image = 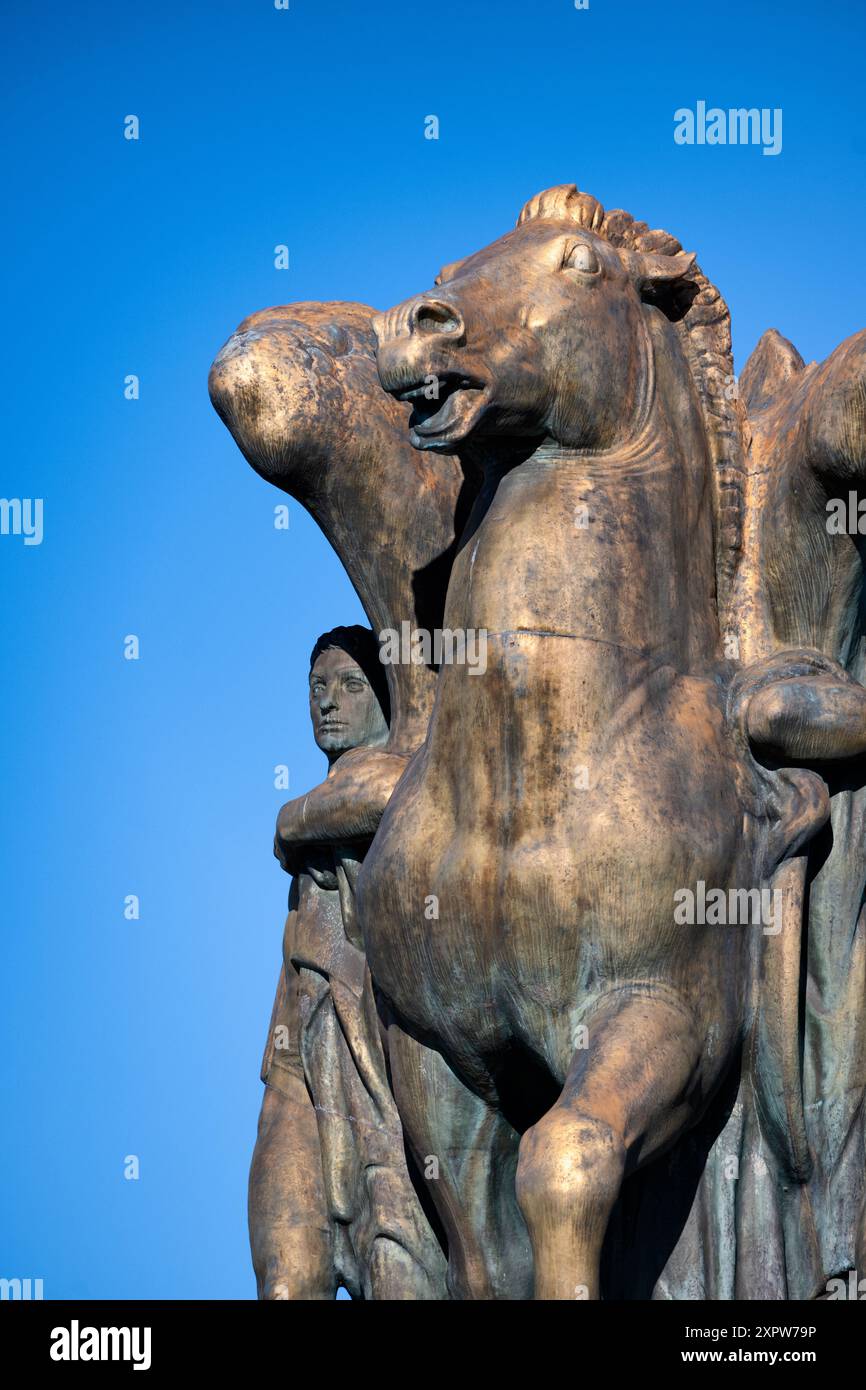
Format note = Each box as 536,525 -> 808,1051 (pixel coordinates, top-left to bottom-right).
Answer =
211,184 -> 866,1300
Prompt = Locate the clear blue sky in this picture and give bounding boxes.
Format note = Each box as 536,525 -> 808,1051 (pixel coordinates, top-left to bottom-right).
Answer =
2,0 -> 864,1298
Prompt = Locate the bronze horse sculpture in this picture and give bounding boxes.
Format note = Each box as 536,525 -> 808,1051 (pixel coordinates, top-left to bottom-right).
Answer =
210,185 -> 866,1299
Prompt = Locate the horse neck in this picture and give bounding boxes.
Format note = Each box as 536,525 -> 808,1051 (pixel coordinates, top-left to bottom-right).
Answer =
514,335 -> 722,667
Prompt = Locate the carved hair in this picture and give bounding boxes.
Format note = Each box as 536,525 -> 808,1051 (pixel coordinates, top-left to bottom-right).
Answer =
518,185 -> 747,617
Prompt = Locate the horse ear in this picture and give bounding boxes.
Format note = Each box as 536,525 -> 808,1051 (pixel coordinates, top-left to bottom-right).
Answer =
620,249 -> 698,320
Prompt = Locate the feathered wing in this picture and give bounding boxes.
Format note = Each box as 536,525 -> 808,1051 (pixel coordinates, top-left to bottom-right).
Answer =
730,326 -> 866,1283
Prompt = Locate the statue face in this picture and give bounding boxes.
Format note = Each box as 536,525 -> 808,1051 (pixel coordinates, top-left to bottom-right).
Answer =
374,218 -> 690,453
309,646 -> 388,761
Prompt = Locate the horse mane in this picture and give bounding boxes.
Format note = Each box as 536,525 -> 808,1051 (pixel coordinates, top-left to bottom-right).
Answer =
517,185 -> 747,620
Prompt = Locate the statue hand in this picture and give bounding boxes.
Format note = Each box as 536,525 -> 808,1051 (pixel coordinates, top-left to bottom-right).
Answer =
305,867 -> 339,890
273,826 -> 302,877
273,831 -> 339,888
274,797 -> 308,876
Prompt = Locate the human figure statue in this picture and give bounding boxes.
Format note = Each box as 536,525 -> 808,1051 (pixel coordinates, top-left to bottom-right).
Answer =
249,625 -> 445,1300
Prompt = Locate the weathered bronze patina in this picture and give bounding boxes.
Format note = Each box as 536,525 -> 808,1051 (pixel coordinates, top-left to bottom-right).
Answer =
210,184 -> 866,1299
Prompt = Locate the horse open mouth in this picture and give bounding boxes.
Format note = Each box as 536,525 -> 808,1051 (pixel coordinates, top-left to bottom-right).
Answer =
394,373 -> 489,447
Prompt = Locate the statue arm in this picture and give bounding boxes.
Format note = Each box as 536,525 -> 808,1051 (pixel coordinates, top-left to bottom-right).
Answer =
274,748 -> 409,874
747,669 -> 866,761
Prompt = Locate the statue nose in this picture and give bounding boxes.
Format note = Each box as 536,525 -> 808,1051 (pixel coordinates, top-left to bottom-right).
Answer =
408,298 -> 465,340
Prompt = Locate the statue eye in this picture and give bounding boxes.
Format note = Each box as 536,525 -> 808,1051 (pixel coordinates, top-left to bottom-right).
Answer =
563,242 -> 600,274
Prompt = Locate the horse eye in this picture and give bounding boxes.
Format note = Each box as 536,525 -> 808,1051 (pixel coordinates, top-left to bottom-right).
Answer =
564,243 -> 600,274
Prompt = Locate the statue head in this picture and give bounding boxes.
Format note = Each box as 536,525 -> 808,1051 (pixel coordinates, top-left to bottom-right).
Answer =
308,626 -> 390,764
374,183 -> 698,454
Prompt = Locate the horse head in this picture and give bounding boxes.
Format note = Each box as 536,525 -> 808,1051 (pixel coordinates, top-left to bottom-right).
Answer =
374,183 -> 698,456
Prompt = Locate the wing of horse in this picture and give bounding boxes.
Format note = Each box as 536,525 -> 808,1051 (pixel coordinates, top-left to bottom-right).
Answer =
729,327 -> 866,1202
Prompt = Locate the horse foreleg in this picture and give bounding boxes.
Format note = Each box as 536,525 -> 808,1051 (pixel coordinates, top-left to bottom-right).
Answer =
515,988 -> 706,1300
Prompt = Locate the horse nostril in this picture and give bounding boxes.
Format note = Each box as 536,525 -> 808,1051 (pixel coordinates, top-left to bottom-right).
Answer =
411,299 -> 463,336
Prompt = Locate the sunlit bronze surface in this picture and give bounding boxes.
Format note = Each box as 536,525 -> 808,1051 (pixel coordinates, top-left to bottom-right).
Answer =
211,185 -> 866,1299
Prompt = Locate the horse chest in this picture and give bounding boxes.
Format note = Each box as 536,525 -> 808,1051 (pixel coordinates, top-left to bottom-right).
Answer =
450,459 -> 667,648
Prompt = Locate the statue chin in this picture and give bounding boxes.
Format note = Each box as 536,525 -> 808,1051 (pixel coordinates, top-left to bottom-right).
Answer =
315,731 -> 353,757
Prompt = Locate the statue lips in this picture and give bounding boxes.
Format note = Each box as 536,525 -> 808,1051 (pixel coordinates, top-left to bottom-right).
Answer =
393,373 -> 490,449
